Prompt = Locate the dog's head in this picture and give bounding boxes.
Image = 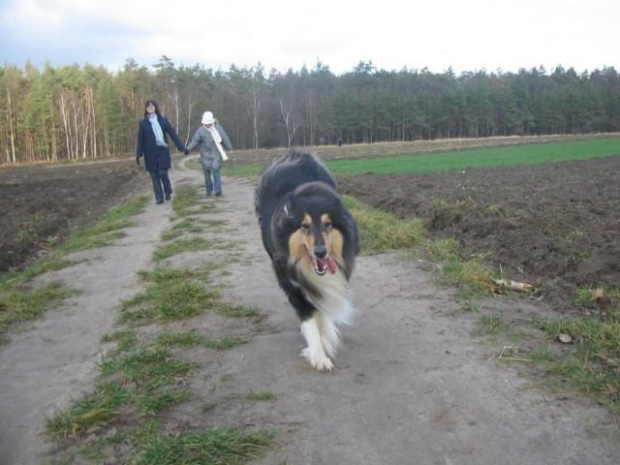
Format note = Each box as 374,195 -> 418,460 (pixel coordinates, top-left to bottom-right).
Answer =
273,181 -> 357,277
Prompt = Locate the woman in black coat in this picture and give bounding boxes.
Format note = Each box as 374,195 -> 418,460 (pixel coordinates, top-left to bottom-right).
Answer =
136,99 -> 188,204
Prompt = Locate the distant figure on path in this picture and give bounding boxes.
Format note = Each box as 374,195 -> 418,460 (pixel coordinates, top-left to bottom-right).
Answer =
186,111 -> 233,197
135,99 -> 188,204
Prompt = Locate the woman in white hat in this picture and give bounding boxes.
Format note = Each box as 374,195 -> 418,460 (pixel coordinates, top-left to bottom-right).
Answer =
186,111 -> 233,197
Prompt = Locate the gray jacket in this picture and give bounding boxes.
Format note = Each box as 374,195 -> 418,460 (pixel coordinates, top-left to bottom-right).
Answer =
186,124 -> 233,170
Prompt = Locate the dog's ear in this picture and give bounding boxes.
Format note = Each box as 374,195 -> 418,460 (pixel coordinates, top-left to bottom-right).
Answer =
274,200 -> 293,230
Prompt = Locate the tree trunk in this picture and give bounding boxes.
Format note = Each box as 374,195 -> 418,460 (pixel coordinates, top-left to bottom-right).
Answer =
6,87 -> 16,163
185,96 -> 194,144
58,90 -> 71,159
89,86 -> 97,158
279,99 -> 298,147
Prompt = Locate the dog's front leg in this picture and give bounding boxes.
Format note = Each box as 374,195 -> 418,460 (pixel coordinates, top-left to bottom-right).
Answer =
316,313 -> 339,359
300,315 -> 333,371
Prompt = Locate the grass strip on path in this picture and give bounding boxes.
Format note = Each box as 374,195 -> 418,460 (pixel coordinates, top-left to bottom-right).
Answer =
119,267 -> 219,323
44,182 -> 273,464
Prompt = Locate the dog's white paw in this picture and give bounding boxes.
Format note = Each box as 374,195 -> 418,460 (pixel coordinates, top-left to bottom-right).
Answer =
321,335 -> 337,359
300,347 -> 334,372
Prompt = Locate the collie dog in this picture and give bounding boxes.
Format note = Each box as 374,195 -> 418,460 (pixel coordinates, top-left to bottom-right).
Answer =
255,150 -> 359,371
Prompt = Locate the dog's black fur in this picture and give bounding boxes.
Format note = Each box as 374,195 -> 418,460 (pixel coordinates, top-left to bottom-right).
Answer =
255,150 -> 359,371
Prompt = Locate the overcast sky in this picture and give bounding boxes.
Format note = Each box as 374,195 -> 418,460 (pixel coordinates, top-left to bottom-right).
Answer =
1,0 -> 617,75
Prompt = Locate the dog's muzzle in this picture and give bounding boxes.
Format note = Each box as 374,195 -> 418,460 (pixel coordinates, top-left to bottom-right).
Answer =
312,256 -> 338,276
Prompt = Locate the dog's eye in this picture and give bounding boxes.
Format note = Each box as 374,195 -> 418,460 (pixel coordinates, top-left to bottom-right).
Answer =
300,224 -> 310,232
323,222 -> 333,231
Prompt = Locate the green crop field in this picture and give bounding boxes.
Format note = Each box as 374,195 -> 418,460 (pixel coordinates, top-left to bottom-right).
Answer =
224,138 -> 620,176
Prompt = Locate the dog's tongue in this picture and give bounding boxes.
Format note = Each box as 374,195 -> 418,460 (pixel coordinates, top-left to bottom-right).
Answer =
318,257 -> 338,275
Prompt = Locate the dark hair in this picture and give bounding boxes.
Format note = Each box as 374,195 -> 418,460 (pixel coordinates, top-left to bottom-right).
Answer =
144,99 -> 162,118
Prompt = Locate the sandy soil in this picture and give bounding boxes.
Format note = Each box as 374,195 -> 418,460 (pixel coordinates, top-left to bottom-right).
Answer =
1,158 -> 618,464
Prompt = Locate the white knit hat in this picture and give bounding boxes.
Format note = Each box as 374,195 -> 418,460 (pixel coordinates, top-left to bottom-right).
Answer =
202,111 -> 215,124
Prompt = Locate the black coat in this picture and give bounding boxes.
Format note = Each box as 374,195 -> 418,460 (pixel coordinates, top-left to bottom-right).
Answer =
136,116 -> 185,171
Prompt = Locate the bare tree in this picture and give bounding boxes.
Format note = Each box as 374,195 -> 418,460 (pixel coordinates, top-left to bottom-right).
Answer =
279,98 -> 299,147
6,86 -> 16,163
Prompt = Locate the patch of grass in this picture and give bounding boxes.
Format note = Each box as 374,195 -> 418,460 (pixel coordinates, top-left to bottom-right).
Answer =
527,348 -> 557,362
477,315 -> 508,336
161,218 -> 204,241
441,256 -> 496,296
243,391 -> 276,402
153,237 -> 218,262
6,256 -> 77,284
428,238 -> 459,262
138,391 -> 192,415
172,217 -> 200,230
138,267 -> 211,283
202,219 -> 228,228
99,347 -> 194,392
219,162 -> 263,177
532,314 -> 620,411
135,427 -> 273,465
185,158 -> 203,172
117,306 -> 156,323
60,196 -> 147,253
464,302 -> 480,313
45,381 -> 133,440
75,218 -> 137,237
216,303 -> 261,318
101,196 -> 149,221
47,344 -> 194,442
160,229 -> 184,242
75,428 -> 129,462
344,196 -> 426,254
119,267 -> 220,324
171,186 -> 199,217
60,230 -> 127,252
197,203 -> 218,214
100,329 -> 137,352
156,331 -> 204,347
574,286 -> 598,308
120,280 -> 219,323
205,337 -> 248,350
0,281 -> 77,332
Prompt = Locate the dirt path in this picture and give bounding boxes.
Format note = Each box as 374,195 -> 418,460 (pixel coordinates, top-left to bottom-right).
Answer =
1,159 -> 619,464
0,191 -> 172,464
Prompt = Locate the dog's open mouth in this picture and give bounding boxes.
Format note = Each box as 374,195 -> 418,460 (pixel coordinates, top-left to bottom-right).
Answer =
312,256 -> 338,276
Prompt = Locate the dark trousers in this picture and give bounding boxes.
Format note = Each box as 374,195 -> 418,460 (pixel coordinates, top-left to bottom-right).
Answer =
149,169 -> 172,203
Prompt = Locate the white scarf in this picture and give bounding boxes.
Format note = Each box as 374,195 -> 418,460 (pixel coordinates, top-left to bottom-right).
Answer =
208,126 -> 228,161
149,114 -> 167,147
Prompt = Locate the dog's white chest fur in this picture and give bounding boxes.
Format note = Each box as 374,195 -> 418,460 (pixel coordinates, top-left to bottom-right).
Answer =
303,268 -> 354,325
295,266 -> 355,371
